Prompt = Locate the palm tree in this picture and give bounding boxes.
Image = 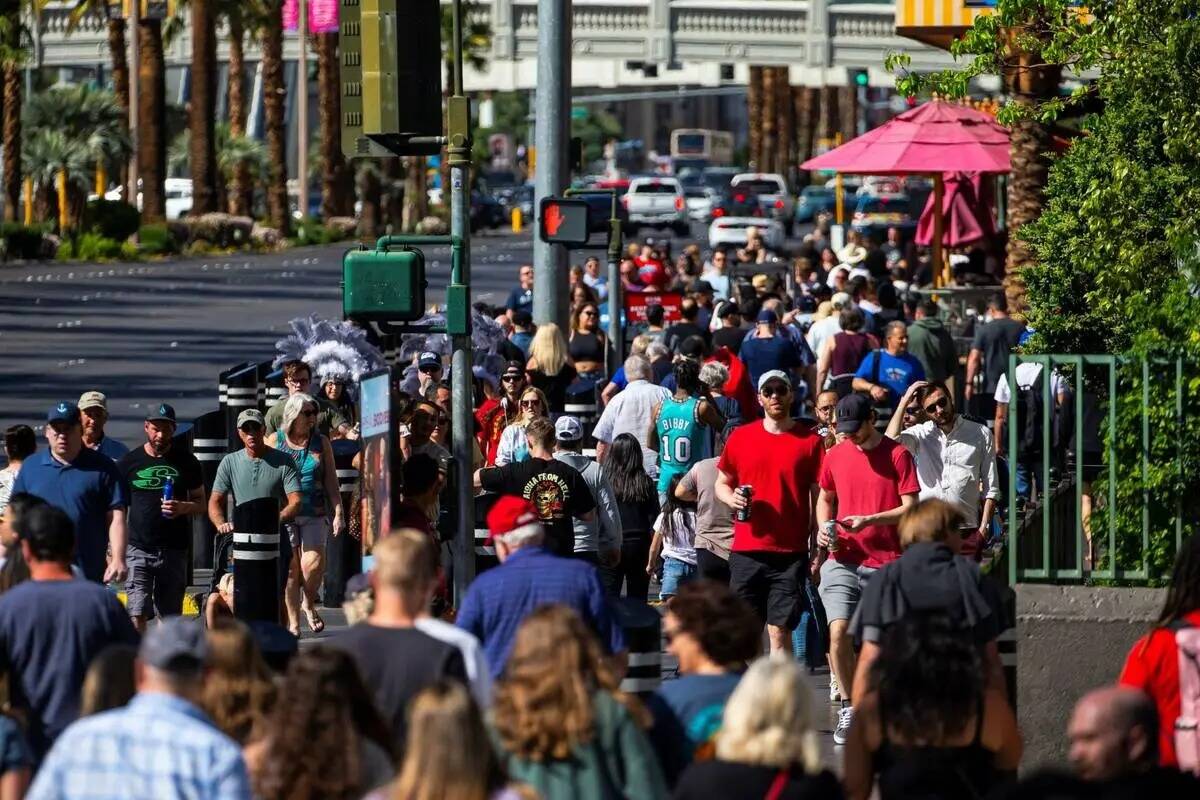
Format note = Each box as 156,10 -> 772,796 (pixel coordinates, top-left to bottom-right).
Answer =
137,16 -> 167,221
761,66 -> 777,174
260,0 -> 288,232
223,0 -> 263,217
1002,26 -> 1061,312
188,0 -> 218,212
23,129 -> 91,227
316,31 -> 352,218
171,123 -> 268,212
747,67 -> 763,169
69,0 -> 130,172
0,13 -> 27,222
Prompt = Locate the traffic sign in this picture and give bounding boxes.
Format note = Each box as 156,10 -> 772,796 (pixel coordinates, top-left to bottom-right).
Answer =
538,197 -> 590,247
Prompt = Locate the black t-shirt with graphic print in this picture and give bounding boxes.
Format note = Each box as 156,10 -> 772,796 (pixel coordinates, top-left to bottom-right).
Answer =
117,446 -> 204,551
479,457 -> 596,555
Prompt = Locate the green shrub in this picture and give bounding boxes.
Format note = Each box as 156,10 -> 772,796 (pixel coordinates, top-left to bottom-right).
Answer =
72,233 -> 123,261
82,199 -> 140,242
0,222 -> 51,260
119,241 -> 139,261
291,217 -> 333,246
137,223 -> 176,255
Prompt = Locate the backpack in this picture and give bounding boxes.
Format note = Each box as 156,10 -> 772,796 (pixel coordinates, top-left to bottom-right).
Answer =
1017,367 -> 1045,456
1172,620 -> 1200,775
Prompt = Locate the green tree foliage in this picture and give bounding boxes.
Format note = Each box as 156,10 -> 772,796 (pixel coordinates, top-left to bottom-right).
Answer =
889,0 -> 1200,579
571,108 -> 622,168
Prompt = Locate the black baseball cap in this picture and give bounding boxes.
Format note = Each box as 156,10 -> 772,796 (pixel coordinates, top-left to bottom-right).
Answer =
717,301 -> 740,319
835,394 -> 873,434
146,403 -> 177,423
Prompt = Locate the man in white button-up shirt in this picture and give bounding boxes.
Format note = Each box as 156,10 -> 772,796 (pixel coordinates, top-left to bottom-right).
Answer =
885,381 -> 999,546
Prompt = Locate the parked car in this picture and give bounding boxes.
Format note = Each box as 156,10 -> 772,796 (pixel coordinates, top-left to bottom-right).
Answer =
851,193 -> 916,233
684,186 -> 716,223
471,190 -> 506,232
105,178 -> 194,219
795,185 -> 848,223
702,166 -> 741,196
712,184 -> 769,219
574,188 -> 632,238
731,173 -> 795,235
623,176 -> 689,236
708,217 -> 786,252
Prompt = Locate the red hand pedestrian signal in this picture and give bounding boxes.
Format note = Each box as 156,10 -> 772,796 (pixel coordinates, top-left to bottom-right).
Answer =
545,202 -> 565,236
537,197 -> 590,247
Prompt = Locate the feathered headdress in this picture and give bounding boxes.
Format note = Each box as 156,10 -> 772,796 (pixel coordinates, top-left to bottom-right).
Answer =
273,315 -> 385,385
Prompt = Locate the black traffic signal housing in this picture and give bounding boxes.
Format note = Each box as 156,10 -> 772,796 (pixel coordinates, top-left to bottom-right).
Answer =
538,198 -> 590,248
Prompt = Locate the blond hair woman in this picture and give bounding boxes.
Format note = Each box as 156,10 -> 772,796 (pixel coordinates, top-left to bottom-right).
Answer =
525,323 -> 577,413
372,681 -> 533,800
494,386 -> 550,467
673,657 -> 843,800
491,605 -> 668,799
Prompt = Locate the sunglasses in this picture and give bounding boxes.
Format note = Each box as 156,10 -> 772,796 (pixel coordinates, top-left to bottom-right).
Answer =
301,409 -> 318,417
923,397 -> 950,413
240,424 -> 264,434
520,399 -> 541,408
760,385 -> 790,398
582,311 -> 597,318
419,365 -> 441,374
817,405 -> 837,414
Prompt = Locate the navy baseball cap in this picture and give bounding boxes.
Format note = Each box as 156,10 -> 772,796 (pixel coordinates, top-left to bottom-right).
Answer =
146,403 -> 177,423
418,351 -> 442,370
756,309 -> 779,325
46,401 -> 80,425
835,394 -> 873,434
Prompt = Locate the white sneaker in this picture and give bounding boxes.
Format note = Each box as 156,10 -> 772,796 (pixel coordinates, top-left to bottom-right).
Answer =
833,705 -> 854,746
829,673 -> 841,703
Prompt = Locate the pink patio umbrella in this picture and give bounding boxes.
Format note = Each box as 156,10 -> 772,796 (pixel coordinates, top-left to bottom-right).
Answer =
915,172 -> 995,248
801,100 -> 1010,281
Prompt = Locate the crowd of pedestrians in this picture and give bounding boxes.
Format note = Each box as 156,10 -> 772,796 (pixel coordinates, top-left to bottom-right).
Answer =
0,231 -> 1197,800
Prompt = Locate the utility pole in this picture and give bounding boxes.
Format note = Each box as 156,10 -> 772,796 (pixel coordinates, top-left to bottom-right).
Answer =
532,0 -> 571,330
446,0 -> 474,602
127,0 -> 139,206
296,0 -> 308,218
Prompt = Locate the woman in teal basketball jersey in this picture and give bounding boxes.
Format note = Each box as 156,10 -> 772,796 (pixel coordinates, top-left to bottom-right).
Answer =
648,359 -> 726,503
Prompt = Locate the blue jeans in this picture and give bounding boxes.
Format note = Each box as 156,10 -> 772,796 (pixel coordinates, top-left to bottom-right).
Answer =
660,556 -> 696,599
1016,457 -> 1037,500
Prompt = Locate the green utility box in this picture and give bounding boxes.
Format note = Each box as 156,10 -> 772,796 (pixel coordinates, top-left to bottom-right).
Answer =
343,247 -> 428,322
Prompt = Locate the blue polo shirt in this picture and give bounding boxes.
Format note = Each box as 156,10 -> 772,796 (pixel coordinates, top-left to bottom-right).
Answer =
89,436 -> 129,462
456,547 -> 625,678
12,449 -> 128,582
854,349 -> 926,404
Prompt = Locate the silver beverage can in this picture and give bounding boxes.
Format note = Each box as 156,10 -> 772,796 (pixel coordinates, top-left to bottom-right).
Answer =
735,485 -> 753,522
823,519 -> 840,553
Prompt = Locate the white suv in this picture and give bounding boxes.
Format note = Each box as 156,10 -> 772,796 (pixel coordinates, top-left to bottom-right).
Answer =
730,173 -> 795,235
623,177 -> 689,236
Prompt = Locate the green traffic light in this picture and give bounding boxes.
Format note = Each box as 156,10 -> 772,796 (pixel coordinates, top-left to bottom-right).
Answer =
855,71 -> 869,87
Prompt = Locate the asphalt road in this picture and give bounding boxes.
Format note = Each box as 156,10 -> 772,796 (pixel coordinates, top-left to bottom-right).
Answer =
0,225 -> 718,444
0,229 -> 544,443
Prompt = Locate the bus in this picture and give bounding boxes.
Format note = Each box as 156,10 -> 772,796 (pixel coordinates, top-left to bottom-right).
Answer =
670,129 -> 735,172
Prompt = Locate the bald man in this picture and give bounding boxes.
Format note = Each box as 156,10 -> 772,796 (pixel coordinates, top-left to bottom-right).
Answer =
1068,686 -> 1159,782
1066,686 -> 1200,796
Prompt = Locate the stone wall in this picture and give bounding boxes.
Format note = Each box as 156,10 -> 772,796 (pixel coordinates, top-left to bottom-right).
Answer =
1016,583 -> 1167,771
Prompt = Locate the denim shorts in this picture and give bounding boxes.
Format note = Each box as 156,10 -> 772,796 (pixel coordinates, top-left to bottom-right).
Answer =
659,556 -> 697,599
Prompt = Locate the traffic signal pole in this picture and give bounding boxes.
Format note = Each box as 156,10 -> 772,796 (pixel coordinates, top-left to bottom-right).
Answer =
447,0 -> 475,602
532,0 -> 571,330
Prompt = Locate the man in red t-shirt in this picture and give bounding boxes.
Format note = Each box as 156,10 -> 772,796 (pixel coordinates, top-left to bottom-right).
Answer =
816,393 -> 918,745
716,370 -> 823,656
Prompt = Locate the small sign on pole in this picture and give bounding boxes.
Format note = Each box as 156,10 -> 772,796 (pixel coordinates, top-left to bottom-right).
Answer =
538,197 -> 590,247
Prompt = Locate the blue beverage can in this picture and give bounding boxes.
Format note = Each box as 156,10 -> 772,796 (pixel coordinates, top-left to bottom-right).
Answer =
162,478 -> 174,517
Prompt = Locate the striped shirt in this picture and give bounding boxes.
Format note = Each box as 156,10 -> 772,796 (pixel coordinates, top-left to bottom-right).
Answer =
28,693 -> 250,800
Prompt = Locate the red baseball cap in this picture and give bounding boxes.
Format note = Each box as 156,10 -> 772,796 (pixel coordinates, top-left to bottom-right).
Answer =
485,495 -> 542,544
